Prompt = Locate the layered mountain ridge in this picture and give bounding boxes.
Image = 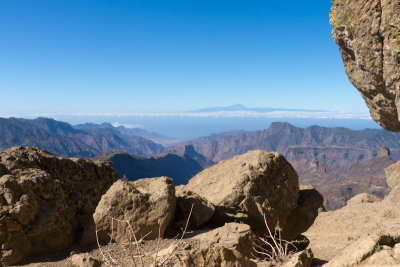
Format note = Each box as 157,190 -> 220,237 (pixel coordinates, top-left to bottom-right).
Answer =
0,117 -> 165,157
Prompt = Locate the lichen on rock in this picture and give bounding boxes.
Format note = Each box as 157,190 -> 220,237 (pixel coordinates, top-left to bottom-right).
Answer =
330,0 -> 400,131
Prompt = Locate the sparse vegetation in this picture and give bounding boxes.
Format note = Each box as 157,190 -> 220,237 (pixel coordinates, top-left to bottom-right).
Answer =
253,214 -> 303,264
96,204 -> 194,267
374,243 -> 383,254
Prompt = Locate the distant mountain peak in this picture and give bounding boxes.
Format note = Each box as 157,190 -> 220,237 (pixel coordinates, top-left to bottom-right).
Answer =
269,121 -> 294,128
377,146 -> 390,158
226,103 -> 247,109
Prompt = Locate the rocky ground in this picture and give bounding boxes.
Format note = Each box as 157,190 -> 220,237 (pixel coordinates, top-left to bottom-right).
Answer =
1,142 -> 400,266
0,147 -> 319,266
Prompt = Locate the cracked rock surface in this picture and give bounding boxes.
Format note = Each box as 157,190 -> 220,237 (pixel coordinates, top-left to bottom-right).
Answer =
0,147 -> 119,265
330,0 -> 400,131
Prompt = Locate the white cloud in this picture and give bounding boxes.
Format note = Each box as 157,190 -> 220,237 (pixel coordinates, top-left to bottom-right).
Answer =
13,110 -> 371,120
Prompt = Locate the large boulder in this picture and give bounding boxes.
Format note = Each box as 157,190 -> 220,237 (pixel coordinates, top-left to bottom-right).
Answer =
82,177 -> 175,245
0,146 -> 119,265
330,0 -> 400,131
184,149 -> 299,235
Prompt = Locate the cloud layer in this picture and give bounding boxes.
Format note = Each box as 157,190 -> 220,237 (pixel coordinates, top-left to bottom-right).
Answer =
15,110 -> 371,120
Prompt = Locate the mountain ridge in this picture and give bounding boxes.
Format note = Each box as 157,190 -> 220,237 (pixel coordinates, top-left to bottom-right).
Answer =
0,117 -> 165,157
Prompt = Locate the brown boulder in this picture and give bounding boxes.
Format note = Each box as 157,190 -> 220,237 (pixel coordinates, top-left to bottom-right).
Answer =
184,150 -> 299,234
82,177 -> 175,245
0,146 -> 119,265
281,186 -> 324,240
330,0 -> 400,131
174,186 -> 215,229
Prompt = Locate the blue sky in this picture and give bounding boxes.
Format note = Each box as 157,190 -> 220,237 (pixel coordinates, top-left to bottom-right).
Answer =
0,0 -> 369,115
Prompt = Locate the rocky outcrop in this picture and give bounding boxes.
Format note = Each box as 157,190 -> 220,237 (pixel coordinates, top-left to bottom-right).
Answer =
174,186 -> 215,229
82,177 -> 175,245
0,146 -> 119,265
325,231 -> 400,267
330,0 -> 400,131
304,197 -> 400,262
304,158 -> 400,264
184,150 -> 300,235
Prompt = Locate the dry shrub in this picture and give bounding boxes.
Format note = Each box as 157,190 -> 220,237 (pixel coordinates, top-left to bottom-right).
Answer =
253,214 -> 304,265
96,204 -> 194,267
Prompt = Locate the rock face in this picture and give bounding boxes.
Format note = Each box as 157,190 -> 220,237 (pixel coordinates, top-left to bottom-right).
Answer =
330,0 -> 400,131
0,146 -> 119,265
184,150 -> 300,235
82,177 -> 175,245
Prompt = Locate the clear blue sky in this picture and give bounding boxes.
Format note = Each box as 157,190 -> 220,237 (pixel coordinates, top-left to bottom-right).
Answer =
0,0 -> 368,115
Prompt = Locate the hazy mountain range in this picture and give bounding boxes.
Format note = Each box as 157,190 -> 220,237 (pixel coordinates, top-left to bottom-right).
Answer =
184,121 -> 400,168
1,116 -> 399,209
0,117 -> 165,157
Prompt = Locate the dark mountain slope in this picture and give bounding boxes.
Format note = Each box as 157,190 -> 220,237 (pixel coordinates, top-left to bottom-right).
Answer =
94,145 -> 213,185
